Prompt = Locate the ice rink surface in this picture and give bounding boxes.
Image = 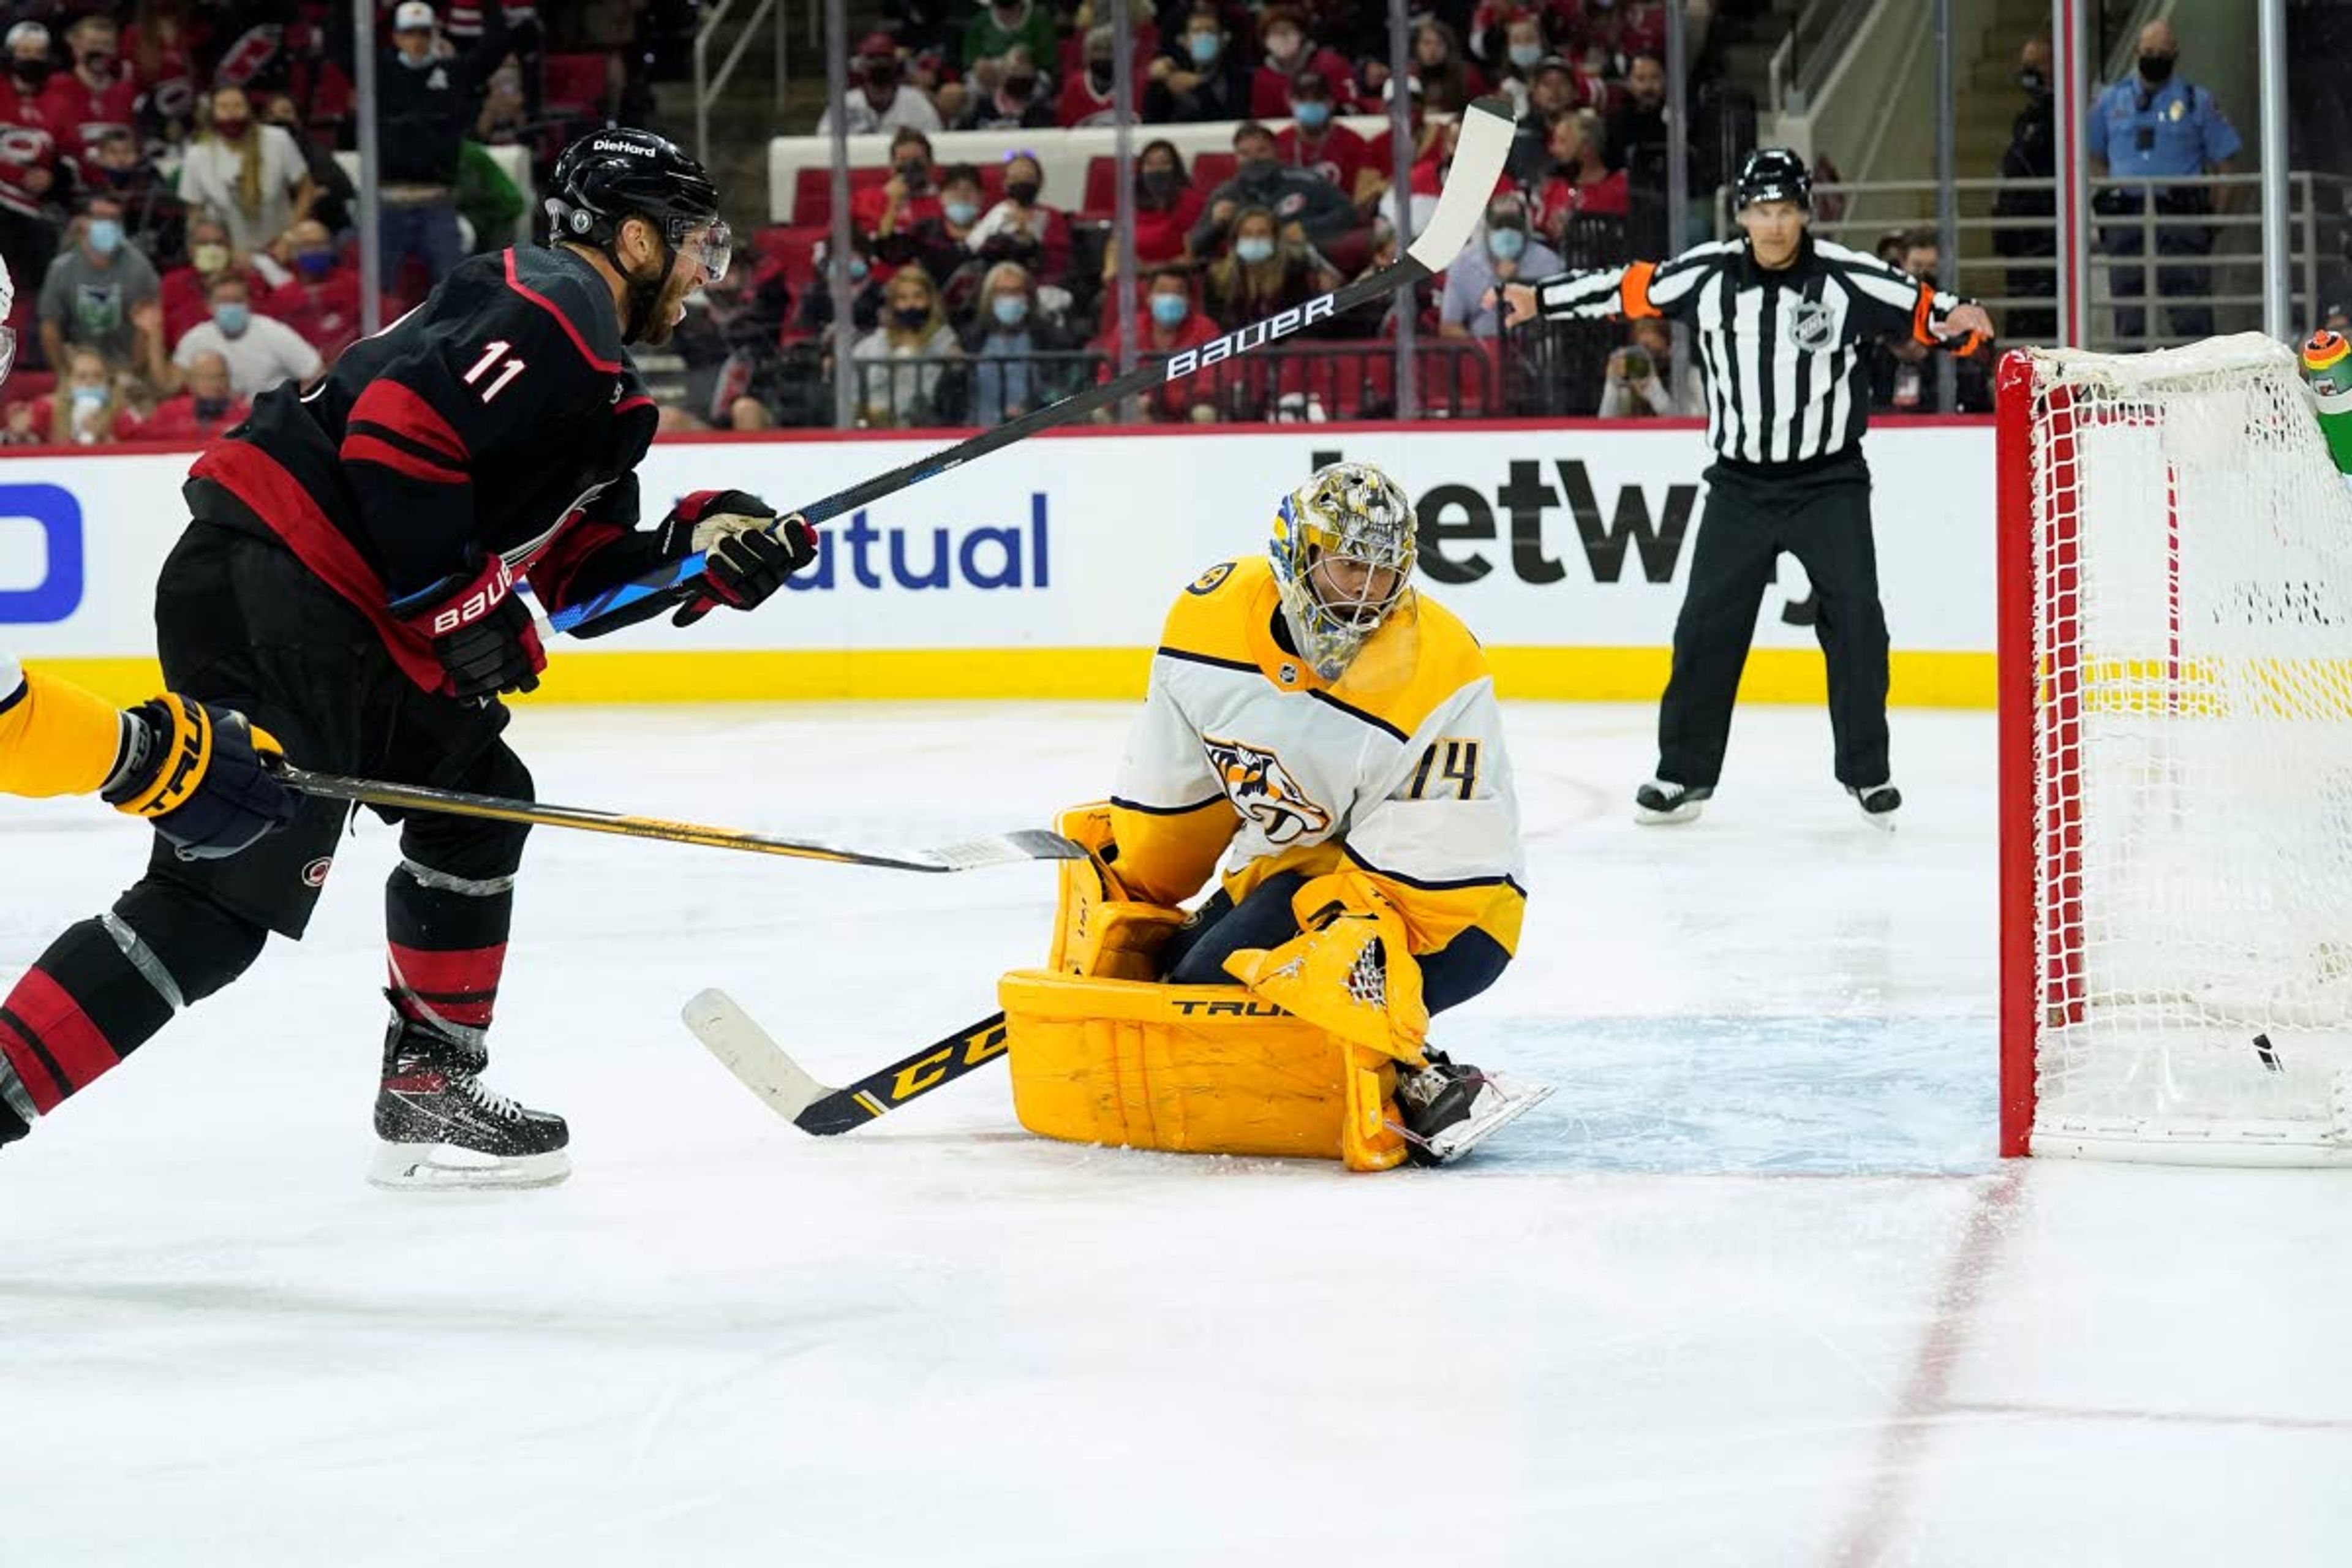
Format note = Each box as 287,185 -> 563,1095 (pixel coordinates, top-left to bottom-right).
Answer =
3,701 -> 2346,1566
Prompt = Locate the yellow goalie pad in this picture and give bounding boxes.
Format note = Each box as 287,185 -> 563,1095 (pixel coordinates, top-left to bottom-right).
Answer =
1222,871 -> 1430,1066
1000,969 -> 1410,1172
1046,804 -> 1187,980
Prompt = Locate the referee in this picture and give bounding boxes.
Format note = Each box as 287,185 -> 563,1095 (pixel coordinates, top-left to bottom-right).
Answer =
1492,149 -> 1993,827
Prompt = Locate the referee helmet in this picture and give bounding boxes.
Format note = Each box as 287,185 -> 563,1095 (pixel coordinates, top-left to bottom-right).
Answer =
1734,148 -> 1811,211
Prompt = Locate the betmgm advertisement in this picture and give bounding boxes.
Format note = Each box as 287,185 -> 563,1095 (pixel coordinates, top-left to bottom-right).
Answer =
0,424 -> 1997,706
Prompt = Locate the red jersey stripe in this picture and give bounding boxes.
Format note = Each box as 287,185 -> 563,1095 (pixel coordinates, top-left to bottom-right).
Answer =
344,431 -> 469,486
505,249 -> 620,374
349,379 -> 469,462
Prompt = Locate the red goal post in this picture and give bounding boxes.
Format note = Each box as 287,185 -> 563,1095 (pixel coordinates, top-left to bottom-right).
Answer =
1997,336 -> 2352,1165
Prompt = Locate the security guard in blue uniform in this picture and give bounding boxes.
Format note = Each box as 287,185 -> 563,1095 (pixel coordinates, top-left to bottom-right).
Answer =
2086,18 -> 2241,345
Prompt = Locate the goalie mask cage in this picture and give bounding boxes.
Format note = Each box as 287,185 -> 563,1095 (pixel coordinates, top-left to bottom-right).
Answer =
1998,334 -> 2352,1164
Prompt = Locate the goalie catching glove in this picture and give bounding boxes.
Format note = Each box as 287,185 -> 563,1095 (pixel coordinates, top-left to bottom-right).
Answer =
102,693 -> 299,860
654,489 -> 820,627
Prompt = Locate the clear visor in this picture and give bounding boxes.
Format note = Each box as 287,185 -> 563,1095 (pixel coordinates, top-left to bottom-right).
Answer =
677,219 -> 733,285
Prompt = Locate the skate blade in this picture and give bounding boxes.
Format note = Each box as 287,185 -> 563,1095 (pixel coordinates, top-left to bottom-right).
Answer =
1634,802 -> 1703,826
1854,805 -> 1899,833
368,1142 -> 571,1191
1393,1080 -> 1556,1165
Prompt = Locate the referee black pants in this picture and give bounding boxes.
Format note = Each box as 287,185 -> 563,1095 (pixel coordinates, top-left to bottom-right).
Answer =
1656,455 -> 1890,791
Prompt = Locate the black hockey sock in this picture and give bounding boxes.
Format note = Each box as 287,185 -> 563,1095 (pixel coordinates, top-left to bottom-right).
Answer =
385,858 -> 515,1052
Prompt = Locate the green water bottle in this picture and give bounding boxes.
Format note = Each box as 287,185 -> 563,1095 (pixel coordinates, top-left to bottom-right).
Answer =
2302,330 -> 2352,476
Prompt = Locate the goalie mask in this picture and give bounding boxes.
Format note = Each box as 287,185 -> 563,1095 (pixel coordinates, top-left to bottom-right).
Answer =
1270,462 -> 1418,680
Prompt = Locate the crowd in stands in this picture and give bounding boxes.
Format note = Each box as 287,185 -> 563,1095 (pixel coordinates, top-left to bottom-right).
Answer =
681,0 -> 1793,430
0,0 -> 690,444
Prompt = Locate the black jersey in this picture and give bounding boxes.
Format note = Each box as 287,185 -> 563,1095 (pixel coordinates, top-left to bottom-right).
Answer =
1533,235 -> 1987,470
191,246 -> 666,692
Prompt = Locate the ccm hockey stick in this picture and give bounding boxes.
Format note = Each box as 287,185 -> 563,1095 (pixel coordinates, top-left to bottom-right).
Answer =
548,94 -> 1519,638
278,767 -> 1082,873
684,989 -> 1005,1133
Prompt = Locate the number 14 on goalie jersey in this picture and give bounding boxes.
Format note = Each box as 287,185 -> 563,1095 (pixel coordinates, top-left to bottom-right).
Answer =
1108,556 -> 1526,966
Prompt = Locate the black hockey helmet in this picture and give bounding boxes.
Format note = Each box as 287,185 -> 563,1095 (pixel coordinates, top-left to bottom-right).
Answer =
546,128 -> 730,339
1734,146 -> 1811,211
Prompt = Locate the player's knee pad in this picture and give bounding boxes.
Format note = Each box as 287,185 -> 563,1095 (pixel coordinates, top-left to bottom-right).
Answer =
399,745 -> 533,881
111,879 -> 269,1003
999,968 -> 1409,1172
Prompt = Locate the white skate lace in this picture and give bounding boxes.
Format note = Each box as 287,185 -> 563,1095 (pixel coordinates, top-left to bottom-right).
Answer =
456,1074 -> 524,1120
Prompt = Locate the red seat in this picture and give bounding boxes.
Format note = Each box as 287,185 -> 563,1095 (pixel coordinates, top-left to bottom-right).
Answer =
1193,151 -> 1238,189
791,164 -> 890,227
1082,155 -> 1117,217
541,51 -> 607,112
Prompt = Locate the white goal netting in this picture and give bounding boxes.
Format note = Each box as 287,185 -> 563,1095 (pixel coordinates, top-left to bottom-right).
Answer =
2014,334 -> 2352,1163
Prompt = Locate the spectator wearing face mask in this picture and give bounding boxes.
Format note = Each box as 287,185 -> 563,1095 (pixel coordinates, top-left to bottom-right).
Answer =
1204,206 -> 1336,331
1493,13 -> 1553,118
903,162 -> 989,291
129,349 -> 251,442
161,217 -> 260,345
169,272 -> 322,402
178,85 -> 317,256
2087,18 -> 2239,346
1059,24 -> 1126,129
961,260 -> 1079,425
854,127 -> 946,244
0,21 -> 68,306
960,45 -> 1054,130
1274,74 -> 1379,207
963,0 -> 1058,80
38,12 -> 137,168
1091,264 -> 1219,423
1123,140 -> 1205,275
43,345 -> 130,446
1191,121 -> 1360,259
1991,36 -> 2056,342
1249,5 -> 1355,120
1147,2 -> 1250,124
852,263 -> 960,426
265,220 -> 378,361
1440,194 -> 1561,339
968,153 -> 1072,288
39,195 -> 161,375
1532,112 -> 1628,238
818,33 -> 943,135
796,233 -> 887,337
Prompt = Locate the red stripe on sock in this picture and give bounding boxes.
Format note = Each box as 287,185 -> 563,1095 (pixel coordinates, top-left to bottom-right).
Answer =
9,968 -> 122,1098
0,1012 -> 64,1112
387,943 -> 506,1026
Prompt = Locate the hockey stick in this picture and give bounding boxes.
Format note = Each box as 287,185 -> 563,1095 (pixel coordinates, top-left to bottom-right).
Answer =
684,988 -> 1005,1133
548,94 -> 1518,639
276,767 -> 1082,873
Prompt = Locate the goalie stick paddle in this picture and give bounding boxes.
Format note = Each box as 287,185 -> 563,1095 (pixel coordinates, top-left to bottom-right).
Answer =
276,767 -> 1083,873
548,94 -> 1518,639
684,989 -> 1006,1134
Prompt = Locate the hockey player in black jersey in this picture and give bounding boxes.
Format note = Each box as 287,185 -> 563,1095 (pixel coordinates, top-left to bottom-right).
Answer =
0,130 -> 817,1188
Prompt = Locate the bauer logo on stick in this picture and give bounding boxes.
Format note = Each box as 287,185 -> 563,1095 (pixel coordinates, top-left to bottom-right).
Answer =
1165,295 -> 1338,380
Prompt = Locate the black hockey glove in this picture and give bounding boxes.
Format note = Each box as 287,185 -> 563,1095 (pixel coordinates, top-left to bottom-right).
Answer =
391,554 -> 547,701
655,489 -> 821,627
102,694 -> 300,861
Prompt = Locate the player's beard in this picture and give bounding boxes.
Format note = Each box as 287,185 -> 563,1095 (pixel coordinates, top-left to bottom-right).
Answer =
631,255 -> 697,348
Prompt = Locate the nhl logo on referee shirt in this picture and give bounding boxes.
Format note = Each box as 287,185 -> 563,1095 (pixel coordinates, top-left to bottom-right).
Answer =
1785,300 -> 1838,352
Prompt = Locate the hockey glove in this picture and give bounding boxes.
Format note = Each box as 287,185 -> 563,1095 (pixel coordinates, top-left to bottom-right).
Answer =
391,554 -> 546,701
655,489 -> 820,627
102,693 -> 300,861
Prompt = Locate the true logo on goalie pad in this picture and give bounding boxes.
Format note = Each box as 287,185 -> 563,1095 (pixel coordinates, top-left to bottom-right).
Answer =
1202,734 -> 1333,845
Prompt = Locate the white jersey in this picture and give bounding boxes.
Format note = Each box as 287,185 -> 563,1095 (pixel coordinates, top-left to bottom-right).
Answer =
1107,557 -> 1526,959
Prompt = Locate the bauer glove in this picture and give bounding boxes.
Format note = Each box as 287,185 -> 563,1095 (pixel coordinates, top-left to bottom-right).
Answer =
102,694 -> 300,861
654,489 -> 820,627
390,552 -> 547,701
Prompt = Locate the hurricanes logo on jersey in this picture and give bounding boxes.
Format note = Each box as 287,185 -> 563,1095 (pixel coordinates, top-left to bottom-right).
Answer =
1202,735 -> 1332,845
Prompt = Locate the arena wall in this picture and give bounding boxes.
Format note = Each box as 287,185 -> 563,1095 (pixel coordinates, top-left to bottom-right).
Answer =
0,418 -> 1998,707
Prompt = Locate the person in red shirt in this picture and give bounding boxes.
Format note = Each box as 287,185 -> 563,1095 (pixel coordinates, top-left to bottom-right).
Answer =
265,219 -> 377,362
160,216 -> 264,346
1091,264 -> 1219,423
1128,139 -> 1204,268
37,12 -> 137,170
1273,72 -> 1378,206
1058,23 -> 1150,129
1532,112 -> 1629,237
125,348 -> 249,442
123,3 -> 207,141
850,127 -> 946,246
0,23 -> 64,309
1248,5 -> 1356,120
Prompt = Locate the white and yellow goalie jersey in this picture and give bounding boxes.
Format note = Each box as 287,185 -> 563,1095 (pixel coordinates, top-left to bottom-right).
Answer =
0,653 -> 126,801
1106,556 -> 1526,964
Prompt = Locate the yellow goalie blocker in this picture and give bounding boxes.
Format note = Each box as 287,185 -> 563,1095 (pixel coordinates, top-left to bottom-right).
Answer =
1000,804 -> 1428,1172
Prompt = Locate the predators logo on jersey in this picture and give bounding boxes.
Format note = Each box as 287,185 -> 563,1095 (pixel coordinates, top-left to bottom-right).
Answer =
1203,734 -> 1332,845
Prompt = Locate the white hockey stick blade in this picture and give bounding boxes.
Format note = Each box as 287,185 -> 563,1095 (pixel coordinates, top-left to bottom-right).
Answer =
1403,94 -> 1519,274
684,988 -> 832,1122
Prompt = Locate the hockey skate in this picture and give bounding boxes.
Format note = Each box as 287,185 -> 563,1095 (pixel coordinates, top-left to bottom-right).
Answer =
1391,1051 -> 1554,1166
1634,778 -> 1711,825
371,1017 -> 570,1190
1847,781 -> 1901,831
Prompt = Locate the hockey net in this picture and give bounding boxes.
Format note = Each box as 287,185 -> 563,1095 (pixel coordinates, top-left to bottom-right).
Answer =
1998,335 -> 2352,1163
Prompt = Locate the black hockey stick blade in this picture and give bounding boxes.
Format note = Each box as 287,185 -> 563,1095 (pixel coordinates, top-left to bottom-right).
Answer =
685,989 -> 1008,1134
556,96 -> 1518,639
278,767 -> 1083,873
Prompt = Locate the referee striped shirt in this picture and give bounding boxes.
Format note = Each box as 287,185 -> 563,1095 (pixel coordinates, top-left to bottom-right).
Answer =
1533,236 -> 1984,469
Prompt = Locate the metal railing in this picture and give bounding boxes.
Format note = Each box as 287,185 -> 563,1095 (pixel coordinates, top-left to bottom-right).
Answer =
1716,172 -> 2352,352
695,0 -> 789,170
1769,0 -> 1879,115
